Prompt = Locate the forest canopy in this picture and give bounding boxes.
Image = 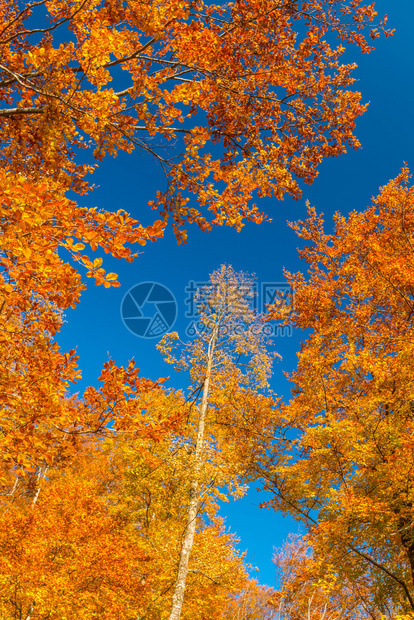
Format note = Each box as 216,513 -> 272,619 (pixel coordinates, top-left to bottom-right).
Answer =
2,1 -> 413,619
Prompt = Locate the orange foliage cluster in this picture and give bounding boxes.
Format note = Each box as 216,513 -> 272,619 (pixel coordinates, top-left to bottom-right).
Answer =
1,0 -> 391,238
0,437 -> 253,619
265,170 -> 414,617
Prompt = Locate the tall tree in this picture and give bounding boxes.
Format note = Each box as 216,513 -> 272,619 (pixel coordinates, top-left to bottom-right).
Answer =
263,169 -> 414,618
116,426 -> 252,620
158,265 -> 278,620
0,430 -> 253,620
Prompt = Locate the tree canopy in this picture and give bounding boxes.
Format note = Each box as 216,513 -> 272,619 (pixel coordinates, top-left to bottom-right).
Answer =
2,0 -> 410,618
1,0 -> 391,238
264,169 -> 414,618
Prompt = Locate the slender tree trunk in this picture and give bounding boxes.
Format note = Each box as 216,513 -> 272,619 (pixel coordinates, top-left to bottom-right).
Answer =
31,466 -> 48,509
168,326 -> 218,620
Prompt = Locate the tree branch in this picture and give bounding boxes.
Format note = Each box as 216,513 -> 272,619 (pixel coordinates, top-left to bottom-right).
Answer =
0,106 -> 45,117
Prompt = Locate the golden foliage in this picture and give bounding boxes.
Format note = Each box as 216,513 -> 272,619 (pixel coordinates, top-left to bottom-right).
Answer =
265,169 -> 414,617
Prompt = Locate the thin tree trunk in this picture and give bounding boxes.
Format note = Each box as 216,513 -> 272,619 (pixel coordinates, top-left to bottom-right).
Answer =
168,325 -> 218,620
31,466 -> 48,509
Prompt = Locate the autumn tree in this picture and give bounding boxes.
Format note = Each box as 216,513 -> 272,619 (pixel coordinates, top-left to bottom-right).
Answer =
0,168 -> 167,473
262,169 -> 414,618
1,0 -> 392,238
0,437 -> 153,620
0,416 -> 258,620
157,265 -> 278,620
271,534 -> 382,620
115,428 -> 252,620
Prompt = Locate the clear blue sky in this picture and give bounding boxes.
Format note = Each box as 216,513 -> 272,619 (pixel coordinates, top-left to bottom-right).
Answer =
57,0 -> 414,587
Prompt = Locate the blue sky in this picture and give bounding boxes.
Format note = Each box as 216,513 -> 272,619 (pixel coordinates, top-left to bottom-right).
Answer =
57,0 -> 414,587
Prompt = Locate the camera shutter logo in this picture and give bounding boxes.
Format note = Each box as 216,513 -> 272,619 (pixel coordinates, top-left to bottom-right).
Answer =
121,282 -> 177,338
